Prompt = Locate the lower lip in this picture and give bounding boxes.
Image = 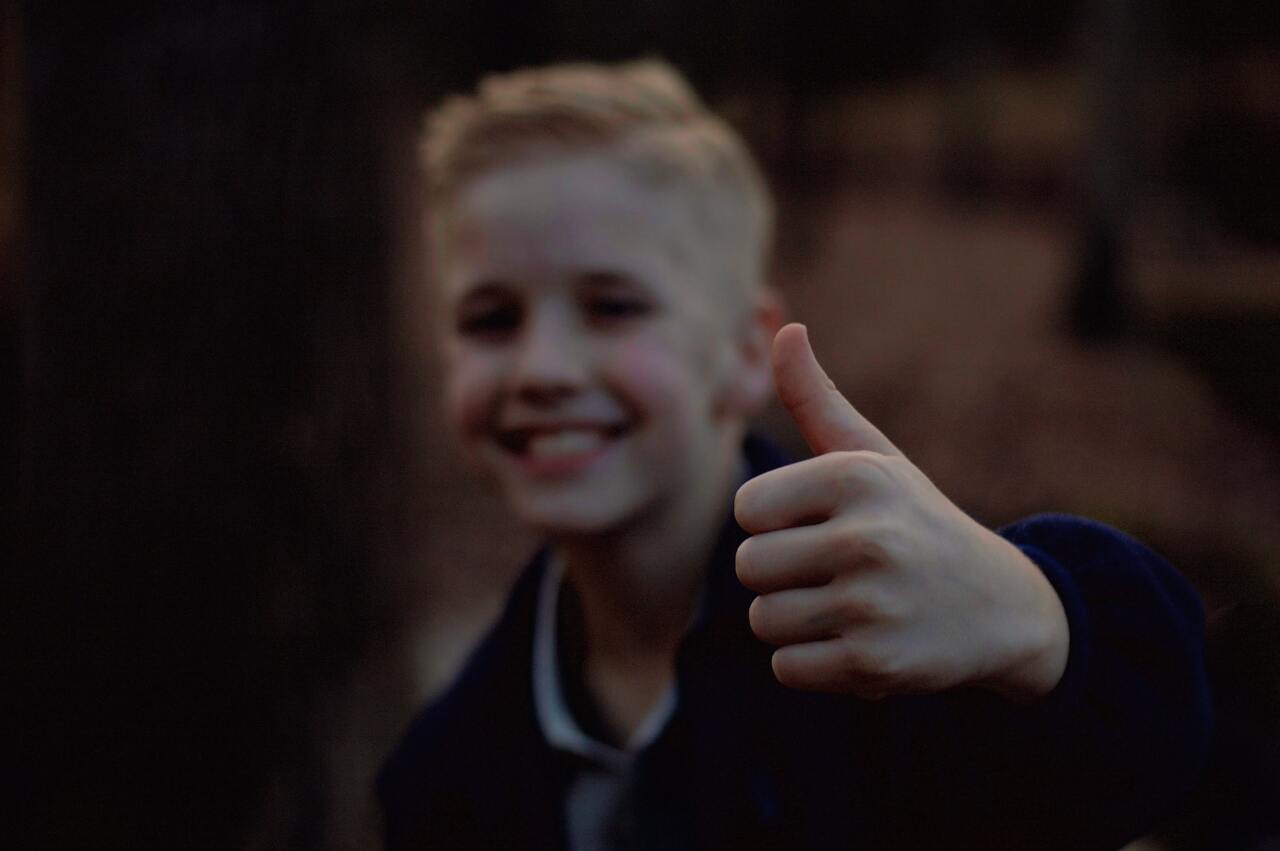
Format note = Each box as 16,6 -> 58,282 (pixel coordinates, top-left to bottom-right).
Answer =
507,436 -> 619,479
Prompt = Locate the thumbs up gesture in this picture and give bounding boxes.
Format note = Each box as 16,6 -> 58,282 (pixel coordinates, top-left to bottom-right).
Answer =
734,324 -> 1069,702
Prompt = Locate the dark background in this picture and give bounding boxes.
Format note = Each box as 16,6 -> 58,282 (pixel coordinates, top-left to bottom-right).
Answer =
8,1 -> 1280,848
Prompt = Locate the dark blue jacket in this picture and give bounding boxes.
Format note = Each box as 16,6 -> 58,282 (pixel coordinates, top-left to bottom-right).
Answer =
378,437 -> 1212,850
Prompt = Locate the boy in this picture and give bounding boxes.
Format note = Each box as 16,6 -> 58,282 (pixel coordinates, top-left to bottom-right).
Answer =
378,60 -> 1211,850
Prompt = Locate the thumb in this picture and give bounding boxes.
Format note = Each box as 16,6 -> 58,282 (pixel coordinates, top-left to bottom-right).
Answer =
772,323 -> 900,456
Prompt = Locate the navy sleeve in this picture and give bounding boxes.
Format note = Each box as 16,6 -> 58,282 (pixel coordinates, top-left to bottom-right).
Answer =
992,513 -> 1213,846
866,514 -> 1212,850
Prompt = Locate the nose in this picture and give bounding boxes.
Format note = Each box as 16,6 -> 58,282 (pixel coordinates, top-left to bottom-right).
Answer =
511,304 -> 587,403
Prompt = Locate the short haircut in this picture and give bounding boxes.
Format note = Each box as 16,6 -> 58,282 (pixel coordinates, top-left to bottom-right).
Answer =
419,59 -> 774,300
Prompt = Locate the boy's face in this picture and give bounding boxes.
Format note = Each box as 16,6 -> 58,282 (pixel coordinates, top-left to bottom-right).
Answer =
435,152 -> 766,536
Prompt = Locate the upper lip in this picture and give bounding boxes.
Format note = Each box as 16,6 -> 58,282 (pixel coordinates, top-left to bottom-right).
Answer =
498,419 -> 626,432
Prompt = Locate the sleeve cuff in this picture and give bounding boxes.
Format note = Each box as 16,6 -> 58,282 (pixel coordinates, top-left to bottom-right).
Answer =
1009,539 -> 1093,719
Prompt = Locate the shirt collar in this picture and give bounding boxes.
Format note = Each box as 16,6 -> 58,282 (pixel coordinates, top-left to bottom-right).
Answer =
532,555 -> 677,773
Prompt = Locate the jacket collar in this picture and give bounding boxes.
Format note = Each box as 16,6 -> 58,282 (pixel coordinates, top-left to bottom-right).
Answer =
378,434 -> 792,846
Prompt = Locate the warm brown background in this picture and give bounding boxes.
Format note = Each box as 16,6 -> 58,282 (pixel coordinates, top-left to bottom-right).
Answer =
9,2 -> 1280,848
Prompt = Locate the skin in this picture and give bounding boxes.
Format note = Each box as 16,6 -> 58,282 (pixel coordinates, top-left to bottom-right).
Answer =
735,324 -> 1070,702
436,151 -> 777,741
436,150 -> 1068,741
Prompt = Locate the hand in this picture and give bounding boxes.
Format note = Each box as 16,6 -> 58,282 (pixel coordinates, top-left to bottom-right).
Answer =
734,324 -> 1069,702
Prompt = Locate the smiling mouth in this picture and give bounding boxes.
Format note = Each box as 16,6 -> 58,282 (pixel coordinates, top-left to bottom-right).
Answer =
496,424 -> 630,460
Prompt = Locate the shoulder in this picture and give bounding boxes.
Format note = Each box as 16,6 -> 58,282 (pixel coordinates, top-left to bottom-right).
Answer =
376,555 -> 548,816
743,431 -> 792,476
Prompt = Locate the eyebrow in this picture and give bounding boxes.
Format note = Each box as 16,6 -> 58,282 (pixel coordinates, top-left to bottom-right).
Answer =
577,270 -> 640,289
454,281 -> 513,305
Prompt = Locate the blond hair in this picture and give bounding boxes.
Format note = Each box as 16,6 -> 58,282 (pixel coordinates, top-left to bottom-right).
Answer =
420,59 -> 774,298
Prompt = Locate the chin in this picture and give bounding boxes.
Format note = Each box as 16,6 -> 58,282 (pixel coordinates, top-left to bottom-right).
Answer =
509,490 -> 646,539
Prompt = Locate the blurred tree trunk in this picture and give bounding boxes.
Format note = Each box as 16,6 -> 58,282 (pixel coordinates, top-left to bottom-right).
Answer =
1070,0 -> 1139,339
14,2 -> 415,846
2,1 -> 20,593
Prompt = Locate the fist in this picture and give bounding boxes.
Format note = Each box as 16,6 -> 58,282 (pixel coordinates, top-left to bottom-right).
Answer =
734,324 -> 1069,702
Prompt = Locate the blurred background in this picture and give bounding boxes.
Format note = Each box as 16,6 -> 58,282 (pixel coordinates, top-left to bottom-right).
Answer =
7,1 -> 1279,848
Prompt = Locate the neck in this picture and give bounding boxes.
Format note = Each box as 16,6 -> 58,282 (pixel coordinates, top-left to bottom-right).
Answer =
560,483 -> 732,665
553,433 -> 743,665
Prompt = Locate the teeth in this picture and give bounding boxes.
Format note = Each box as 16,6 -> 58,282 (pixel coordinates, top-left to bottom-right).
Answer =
526,429 -> 604,458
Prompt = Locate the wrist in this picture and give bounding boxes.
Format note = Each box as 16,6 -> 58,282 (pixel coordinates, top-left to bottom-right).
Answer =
981,539 -> 1070,704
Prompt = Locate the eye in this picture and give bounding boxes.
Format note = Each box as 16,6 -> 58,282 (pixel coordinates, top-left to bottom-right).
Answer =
577,271 -> 656,324
584,295 -> 652,321
455,300 -> 522,339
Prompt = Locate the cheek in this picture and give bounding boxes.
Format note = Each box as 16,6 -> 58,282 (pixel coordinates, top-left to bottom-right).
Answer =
443,352 -> 502,438
604,336 -> 718,421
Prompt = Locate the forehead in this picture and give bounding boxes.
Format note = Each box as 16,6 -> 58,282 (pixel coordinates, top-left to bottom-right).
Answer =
437,153 -> 705,292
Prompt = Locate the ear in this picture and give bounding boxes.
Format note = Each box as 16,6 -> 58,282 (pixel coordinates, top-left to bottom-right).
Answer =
716,287 -> 787,417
